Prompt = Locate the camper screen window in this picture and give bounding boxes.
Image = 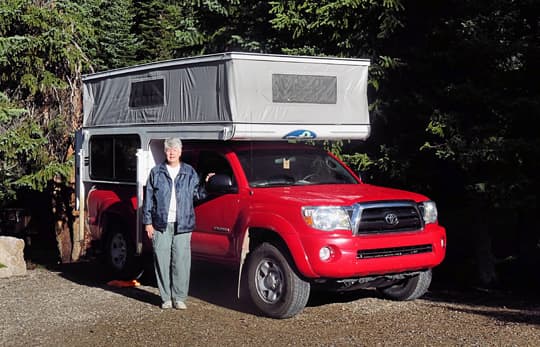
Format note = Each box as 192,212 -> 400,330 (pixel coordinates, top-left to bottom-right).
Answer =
129,79 -> 164,108
89,135 -> 140,182
272,74 -> 337,104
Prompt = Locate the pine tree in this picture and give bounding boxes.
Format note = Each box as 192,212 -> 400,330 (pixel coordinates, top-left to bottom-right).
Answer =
91,0 -> 139,70
133,0 -> 180,61
0,0 -> 94,206
0,92 -> 51,206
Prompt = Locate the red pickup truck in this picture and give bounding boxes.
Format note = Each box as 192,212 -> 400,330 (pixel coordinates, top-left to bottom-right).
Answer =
78,52 -> 446,318
86,139 -> 446,318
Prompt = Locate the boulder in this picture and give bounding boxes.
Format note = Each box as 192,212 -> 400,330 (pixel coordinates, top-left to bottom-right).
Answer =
0,236 -> 27,278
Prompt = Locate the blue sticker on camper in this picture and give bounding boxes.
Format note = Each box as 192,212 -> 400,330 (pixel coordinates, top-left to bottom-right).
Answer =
283,130 -> 317,139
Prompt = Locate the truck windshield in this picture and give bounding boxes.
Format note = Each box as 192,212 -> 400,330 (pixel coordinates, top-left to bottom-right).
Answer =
236,148 -> 358,187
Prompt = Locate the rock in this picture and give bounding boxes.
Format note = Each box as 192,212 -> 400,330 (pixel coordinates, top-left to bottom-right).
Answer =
0,236 -> 27,278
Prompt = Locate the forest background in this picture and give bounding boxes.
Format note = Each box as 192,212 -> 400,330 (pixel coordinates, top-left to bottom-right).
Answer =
0,0 -> 538,290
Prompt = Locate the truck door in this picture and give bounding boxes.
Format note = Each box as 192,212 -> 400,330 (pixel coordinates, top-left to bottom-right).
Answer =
192,150 -> 240,259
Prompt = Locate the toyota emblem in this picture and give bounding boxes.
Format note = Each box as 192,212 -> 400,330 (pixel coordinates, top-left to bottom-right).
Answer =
385,213 -> 399,225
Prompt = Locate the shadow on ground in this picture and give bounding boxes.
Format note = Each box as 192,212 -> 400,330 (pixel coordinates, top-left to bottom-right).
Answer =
23,242 -> 540,323
33,253 -> 260,315
33,253 -> 377,317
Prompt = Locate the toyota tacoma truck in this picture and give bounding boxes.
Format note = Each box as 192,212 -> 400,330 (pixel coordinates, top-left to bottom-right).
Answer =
73,52 -> 446,318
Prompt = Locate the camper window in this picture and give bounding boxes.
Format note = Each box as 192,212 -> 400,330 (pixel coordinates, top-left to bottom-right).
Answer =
272,74 -> 337,104
129,78 -> 164,108
89,134 -> 140,181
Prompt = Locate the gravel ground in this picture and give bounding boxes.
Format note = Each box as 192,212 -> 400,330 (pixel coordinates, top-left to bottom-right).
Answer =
1,262 -> 539,347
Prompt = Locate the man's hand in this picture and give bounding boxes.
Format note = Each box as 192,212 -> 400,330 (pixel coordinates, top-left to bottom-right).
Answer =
145,224 -> 155,239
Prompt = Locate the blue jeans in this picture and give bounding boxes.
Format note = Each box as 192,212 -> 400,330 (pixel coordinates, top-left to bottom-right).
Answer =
152,223 -> 191,303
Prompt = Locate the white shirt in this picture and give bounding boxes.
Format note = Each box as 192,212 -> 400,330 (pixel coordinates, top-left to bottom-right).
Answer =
166,164 -> 180,223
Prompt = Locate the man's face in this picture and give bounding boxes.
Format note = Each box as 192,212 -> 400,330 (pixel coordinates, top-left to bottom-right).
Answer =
165,146 -> 182,165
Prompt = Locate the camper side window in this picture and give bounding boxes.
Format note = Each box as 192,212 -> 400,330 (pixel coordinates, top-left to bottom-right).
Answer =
89,135 -> 140,182
129,79 -> 164,108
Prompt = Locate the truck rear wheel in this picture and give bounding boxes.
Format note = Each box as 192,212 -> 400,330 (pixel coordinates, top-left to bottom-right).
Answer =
378,269 -> 432,301
105,228 -> 142,280
246,243 -> 310,319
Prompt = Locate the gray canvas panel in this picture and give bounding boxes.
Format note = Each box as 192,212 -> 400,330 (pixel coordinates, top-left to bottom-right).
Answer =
84,62 -> 232,126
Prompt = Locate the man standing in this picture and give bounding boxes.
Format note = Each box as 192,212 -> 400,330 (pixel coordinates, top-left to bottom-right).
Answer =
142,137 -> 205,309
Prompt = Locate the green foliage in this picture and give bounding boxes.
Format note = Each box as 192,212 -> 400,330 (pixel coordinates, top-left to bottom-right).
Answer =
0,92 -> 68,207
89,0 -> 139,70
196,1 -> 268,52
411,0 -> 539,210
15,159 -> 73,190
0,1 -> 94,208
132,0 -> 266,60
0,0 -> 537,281
133,0 -> 208,61
268,0 -> 404,54
0,0 -> 93,96
0,91 -> 25,122
342,152 -> 375,178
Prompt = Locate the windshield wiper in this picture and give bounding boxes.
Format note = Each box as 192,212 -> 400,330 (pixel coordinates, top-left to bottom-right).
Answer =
251,177 -> 295,187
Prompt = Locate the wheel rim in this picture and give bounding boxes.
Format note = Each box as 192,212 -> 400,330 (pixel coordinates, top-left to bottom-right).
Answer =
254,257 -> 284,304
110,233 -> 127,270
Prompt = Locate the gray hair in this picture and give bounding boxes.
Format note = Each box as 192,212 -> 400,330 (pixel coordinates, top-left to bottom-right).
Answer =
164,137 -> 182,150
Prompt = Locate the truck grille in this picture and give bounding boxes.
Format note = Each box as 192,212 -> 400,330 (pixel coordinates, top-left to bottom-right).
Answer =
357,244 -> 433,259
353,201 -> 423,235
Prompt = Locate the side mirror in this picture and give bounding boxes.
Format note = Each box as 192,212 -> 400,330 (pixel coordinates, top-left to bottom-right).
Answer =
206,174 -> 236,193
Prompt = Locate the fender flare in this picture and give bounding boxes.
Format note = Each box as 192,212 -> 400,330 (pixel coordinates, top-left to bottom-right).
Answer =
237,212 -> 318,278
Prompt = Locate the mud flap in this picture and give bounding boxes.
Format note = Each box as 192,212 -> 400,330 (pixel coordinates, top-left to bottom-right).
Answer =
237,232 -> 250,298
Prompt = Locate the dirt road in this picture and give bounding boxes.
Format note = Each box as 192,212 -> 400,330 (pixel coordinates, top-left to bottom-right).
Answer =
1,262 -> 538,347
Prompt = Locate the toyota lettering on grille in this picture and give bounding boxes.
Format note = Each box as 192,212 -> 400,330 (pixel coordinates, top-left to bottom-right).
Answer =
384,213 -> 399,225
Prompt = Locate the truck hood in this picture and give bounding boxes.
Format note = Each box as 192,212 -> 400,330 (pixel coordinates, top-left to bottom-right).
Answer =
253,183 -> 430,206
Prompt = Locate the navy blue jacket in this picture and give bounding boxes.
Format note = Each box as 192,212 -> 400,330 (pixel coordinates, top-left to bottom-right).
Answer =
142,162 -> 205,233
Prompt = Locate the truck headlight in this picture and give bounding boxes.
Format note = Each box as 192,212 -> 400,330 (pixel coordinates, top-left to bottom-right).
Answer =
419,201 -> 438,224
302,206 -> 351,231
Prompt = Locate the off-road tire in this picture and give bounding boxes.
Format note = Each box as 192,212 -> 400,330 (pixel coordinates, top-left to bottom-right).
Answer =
378,269 -> 432,301
246,243 -> 310,319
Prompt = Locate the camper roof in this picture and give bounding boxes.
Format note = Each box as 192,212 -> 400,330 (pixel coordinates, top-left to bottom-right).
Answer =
82,52 -> 370,141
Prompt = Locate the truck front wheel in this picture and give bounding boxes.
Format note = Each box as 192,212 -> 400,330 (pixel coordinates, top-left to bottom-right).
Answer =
378,269 -> 432,301
247,243 -> 310,319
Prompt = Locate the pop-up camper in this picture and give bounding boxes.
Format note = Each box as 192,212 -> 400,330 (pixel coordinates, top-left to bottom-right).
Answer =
74,52 -> 446,319
82,52 -> 370,140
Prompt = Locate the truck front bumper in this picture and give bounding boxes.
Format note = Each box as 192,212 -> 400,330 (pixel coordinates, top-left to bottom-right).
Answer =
299,224 -> 446,279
